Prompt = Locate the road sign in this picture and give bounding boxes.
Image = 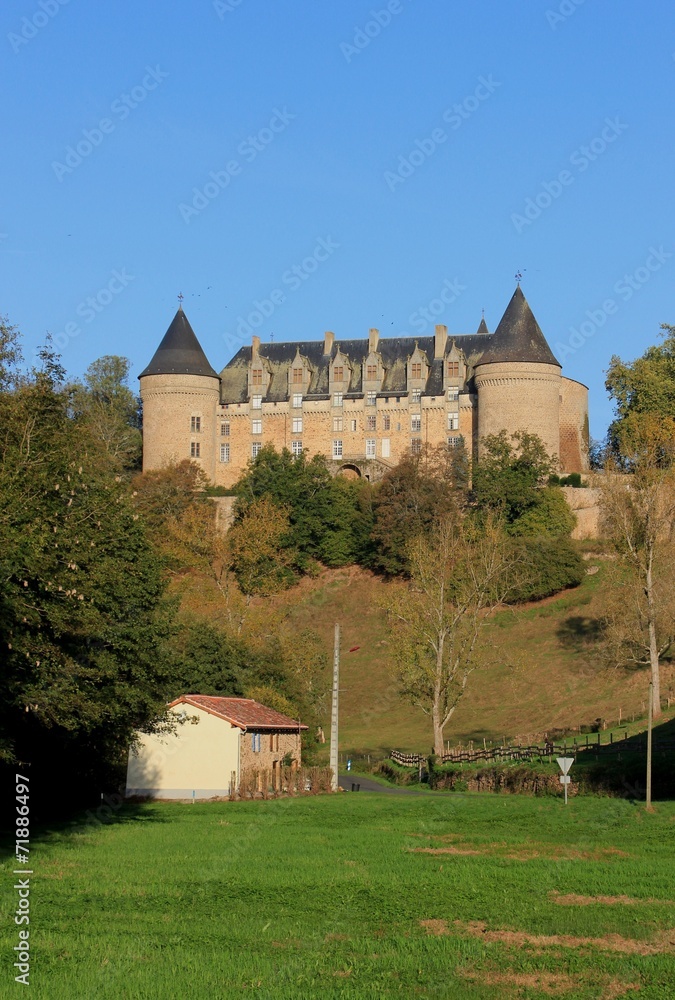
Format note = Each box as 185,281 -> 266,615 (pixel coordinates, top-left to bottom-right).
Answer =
556,757 -> 574,804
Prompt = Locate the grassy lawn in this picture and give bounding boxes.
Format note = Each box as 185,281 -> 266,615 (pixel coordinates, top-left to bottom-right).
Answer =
2,794 -> 674,998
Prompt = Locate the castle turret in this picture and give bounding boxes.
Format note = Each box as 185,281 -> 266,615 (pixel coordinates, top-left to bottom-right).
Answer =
473,286 -> 562,464
139,306 -> 220,481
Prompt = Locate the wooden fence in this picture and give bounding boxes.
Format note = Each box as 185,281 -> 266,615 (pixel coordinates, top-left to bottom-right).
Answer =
237,766 -> 334,799
391,731 -> 675,768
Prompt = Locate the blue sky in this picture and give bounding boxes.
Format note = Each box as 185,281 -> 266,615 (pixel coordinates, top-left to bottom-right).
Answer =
2,0 -> 674,437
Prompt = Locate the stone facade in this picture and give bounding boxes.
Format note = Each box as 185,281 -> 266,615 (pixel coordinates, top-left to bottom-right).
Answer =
140,288 -> 590,485
239,729 -> 303,774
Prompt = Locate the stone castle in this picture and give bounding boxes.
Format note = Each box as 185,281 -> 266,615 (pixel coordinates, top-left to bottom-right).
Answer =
139,286 -> 589,486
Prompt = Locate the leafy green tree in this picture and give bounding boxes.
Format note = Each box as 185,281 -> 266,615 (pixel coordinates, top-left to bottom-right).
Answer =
606,325 -> 675,431
472,430 -> 558,533
233,445 -> 368,573
369,444 -> 467,575
0,333 -> 174,807
70,355 -> 142,471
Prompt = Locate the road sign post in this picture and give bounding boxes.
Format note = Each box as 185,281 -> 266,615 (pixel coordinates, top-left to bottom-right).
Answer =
556,756 -> 574,806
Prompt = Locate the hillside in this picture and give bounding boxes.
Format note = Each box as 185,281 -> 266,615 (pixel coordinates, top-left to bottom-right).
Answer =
175,558 -> 674,758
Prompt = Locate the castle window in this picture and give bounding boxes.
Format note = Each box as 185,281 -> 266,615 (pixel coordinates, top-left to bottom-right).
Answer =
190,442 -> 200,458
220,444 -> 230,463
252,420 -> 262,434
411,363 -> 422,379
292,393 -> 303,408
411,389 -> 421,403
350,419 -> 357,432
333,392 -> 343,407
447,414 -> 459,431
381,438 -> 390,458
366,391 -> 376,406
447,388 -> 459,402
333,366 -> 344,382
252,369 -> 263,386
410,438 -> 421,454
292,368 -> 303,384
251,394 -> 262,409
447,436 -> 461,448
447,361 -> 460,378
190,416 -> 201,433
251,733 -> 261,752
383,415 -> 391,431
366,364 -> 377,380
333,417 -> 343,432
365,439 -> 376,458
366,415 -> 376,431
292,417 -> 303,433
252,443 -> 262,458
332,439 -> 343,459
291,440 -> 303,457
411,416 -> 421,432
221,423 -> 230,436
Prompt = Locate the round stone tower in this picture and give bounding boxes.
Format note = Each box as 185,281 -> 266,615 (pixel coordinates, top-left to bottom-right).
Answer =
139,305 -> 221,482
473,286 -> 562,465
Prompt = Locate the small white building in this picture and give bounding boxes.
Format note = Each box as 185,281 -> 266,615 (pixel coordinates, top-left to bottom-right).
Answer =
126,695 -> 307,800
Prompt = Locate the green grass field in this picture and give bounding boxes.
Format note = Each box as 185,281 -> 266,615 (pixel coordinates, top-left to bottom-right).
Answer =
3,794 -> 674,998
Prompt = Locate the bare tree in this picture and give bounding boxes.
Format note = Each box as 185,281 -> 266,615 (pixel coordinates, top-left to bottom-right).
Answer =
599,414 -> 675,717
382,512 -> 522,755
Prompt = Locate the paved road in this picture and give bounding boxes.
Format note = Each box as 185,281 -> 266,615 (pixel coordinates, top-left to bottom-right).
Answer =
338,774 -> 425,794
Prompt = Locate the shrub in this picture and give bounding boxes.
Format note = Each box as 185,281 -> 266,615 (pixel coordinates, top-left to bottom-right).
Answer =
509,537 -> 585,602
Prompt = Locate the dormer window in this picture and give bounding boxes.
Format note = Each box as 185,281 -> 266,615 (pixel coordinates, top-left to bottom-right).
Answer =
366,364 -> 377,380
252,369 -> 263,386
334,366 -> 344,382
447,361 -> 460,378
411,363 -> 422,379
292,368 -> 303,384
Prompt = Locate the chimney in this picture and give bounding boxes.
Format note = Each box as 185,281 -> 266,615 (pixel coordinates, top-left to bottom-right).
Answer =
323,330 -> 334,355
252,335 -> 260,356
434,324 -> 448,360
368,327 -> 379,354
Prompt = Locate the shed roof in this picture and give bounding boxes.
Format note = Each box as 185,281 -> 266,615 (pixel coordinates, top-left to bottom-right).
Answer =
169,695 -> 308,731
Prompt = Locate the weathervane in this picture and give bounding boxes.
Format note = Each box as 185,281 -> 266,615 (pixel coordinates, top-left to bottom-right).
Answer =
515,269 -> 526,285
177,291 -> 184,309
270,332 -> 274,342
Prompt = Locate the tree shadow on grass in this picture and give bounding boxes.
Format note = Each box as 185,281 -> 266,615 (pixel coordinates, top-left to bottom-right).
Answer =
557,615 -> 606,652
0,798 -> 170,864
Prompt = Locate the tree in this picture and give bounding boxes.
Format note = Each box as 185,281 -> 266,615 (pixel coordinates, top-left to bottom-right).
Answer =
599,413 -> 675,717
471,430 -> 556,531
382,513 -> 522,755
0,338 -> 173,805
70,355 -> 142,471
369,444 -> 467,575
606,324 -> 675,427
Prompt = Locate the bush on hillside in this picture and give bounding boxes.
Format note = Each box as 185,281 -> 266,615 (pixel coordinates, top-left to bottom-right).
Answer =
510,536 -> 585,602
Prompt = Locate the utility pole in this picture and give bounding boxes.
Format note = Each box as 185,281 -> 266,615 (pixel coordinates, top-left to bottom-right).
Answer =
330,623 -> 340,792
646,680 -> 654,812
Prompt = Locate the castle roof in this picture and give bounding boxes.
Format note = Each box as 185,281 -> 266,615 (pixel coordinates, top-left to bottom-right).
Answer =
476,316 -> 489,334
139,307 -> 219,379
476,286 -> 560,368
219,334 -> 486,404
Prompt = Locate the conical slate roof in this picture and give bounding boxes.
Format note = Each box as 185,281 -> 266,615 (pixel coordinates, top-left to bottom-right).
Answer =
476,286 -> 560,367
139,308 -> 219,378
476,316 -> 489,334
